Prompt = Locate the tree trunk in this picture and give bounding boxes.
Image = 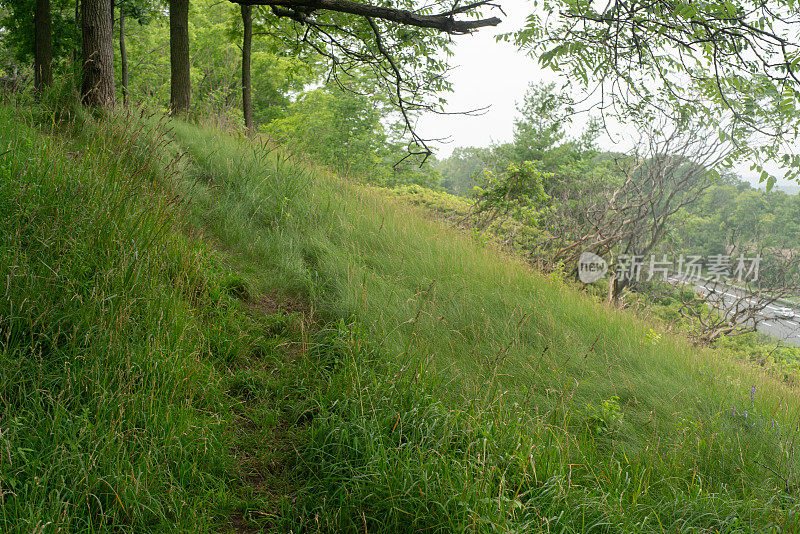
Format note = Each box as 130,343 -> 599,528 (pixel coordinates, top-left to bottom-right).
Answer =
120,9 -> 128,106
169,0 -> 190,112
34,0 -> 53,90
608,274 -> 618,305
608,274 -> 627,306
81,0 -> 115,107
73,0 -> 80,63
241,4 -> 253,134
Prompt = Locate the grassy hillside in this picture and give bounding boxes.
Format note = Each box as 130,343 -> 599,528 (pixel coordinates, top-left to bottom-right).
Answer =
4,101 -> 800,532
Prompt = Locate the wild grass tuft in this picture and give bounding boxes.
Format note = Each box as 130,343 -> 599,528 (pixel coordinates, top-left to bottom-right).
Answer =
0,104 -> 279,531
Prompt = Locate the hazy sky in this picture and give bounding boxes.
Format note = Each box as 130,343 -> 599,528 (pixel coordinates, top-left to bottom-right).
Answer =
416,3 -> 797,190
417,3 -> 542,156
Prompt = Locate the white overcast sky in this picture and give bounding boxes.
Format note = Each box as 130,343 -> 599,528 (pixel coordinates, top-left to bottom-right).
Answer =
416,2 -> 797,190
416,2 -> 543,156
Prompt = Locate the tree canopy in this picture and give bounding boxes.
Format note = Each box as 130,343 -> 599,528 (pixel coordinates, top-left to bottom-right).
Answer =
512,0 -> 800,186
7,0 -> 800,179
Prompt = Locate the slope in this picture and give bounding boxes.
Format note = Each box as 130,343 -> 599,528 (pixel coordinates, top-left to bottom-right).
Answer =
2,101 -> 800,532
169,120 -> 800,531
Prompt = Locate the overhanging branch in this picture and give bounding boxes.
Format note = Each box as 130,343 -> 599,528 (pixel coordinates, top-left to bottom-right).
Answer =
230,0 -> 502,34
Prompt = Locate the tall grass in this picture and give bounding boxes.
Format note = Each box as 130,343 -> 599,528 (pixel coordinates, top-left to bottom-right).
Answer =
0,104 -> 284,531
5,99 -> 800,531
167,121 -> 800,531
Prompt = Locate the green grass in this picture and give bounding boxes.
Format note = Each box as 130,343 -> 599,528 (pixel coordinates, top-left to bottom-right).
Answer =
168,120 -> 800,530
0,103 -> 299,531
4,100 -> 800,532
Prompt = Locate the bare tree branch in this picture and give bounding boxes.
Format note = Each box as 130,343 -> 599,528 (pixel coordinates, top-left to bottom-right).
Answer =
231,0 -> 502,34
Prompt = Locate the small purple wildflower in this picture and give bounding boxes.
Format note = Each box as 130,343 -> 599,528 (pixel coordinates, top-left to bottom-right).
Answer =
732,406 -> 736,416
750,385 -> 756,406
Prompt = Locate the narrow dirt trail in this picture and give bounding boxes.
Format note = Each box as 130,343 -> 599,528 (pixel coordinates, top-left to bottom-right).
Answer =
224,294 -> 316,532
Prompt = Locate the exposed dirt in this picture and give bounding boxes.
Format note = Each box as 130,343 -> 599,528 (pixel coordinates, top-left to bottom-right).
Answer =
229,418 -> 303,532
226,293 -> 315,533
248,292 -> 310,318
